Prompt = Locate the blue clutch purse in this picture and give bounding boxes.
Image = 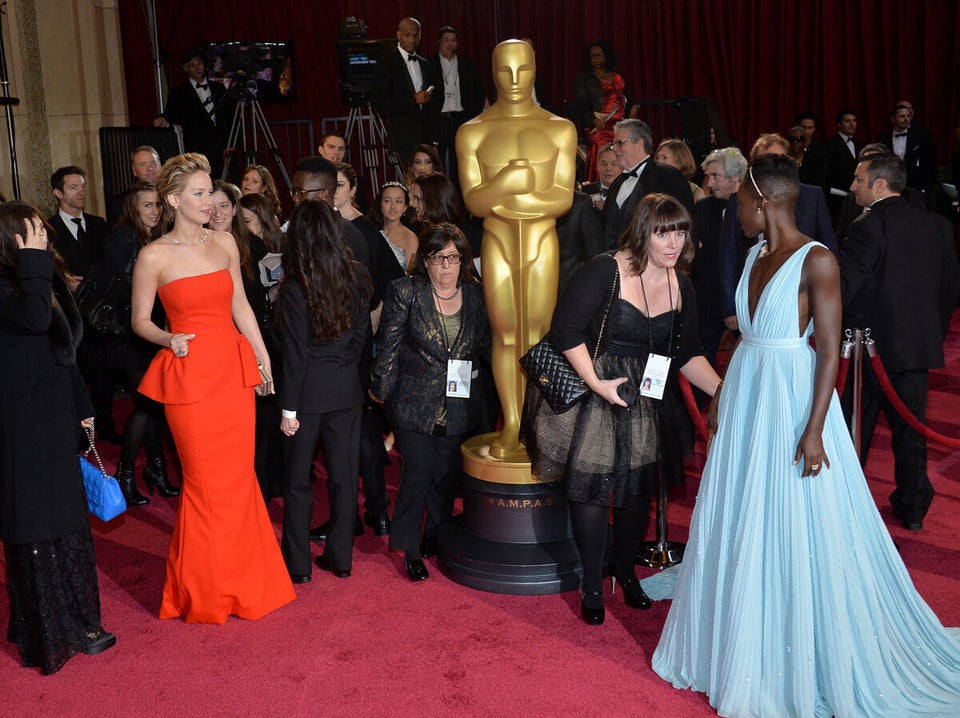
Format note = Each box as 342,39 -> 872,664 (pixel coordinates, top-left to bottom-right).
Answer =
79,427 -> 126,522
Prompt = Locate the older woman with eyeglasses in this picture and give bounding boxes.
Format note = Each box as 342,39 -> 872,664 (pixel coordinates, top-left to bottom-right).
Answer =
371,223 -> 490,582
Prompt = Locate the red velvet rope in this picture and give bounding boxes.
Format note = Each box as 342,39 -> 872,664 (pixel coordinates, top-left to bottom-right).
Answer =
835,356 -> 850,398
678,374 -> 710,440
866,352 -> 960,448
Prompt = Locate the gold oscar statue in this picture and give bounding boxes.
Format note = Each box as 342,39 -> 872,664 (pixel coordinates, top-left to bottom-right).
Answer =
457,39 -> 577,460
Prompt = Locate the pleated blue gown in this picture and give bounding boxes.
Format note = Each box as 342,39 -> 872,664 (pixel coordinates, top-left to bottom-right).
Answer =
652,241 -> 960,717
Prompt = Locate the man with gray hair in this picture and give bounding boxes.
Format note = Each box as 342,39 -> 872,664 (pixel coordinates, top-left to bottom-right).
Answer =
693,147 -> 747,361
601,118 -> 694,249
107,145 -> 162,225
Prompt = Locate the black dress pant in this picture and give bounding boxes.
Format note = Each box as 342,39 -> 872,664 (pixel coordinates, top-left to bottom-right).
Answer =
390,427 -> 463,559
281,404 -> 361,575
853,366 -> 933,521
842,362 -> 933,522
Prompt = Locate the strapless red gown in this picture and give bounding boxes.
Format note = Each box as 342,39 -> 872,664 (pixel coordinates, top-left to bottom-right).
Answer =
140,269 -> 295,624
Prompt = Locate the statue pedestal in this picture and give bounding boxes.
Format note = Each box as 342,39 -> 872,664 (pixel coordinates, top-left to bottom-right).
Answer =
437,433 -> 582,595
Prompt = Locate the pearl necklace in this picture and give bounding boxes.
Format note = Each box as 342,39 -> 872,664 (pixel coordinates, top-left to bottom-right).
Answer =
166,228 -> 209,246
431,284 -> 461,301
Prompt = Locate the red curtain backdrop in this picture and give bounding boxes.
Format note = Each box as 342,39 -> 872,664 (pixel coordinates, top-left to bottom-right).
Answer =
119,1 -> 960,164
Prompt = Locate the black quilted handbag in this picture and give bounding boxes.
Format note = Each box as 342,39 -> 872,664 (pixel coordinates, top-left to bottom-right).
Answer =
519,265 -> 618,413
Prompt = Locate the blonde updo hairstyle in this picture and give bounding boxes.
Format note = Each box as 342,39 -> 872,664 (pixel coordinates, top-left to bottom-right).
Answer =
155,152 -> 211,231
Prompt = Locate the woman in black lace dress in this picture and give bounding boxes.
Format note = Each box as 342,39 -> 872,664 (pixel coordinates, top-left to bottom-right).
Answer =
522,194 -> 722,626
0,202 -> 116,674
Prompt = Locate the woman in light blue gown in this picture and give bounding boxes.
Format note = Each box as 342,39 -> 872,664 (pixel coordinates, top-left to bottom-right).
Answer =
652,154 -> 960,717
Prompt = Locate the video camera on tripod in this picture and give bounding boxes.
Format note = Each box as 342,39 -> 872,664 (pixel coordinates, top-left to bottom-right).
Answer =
334,18 -> 403,193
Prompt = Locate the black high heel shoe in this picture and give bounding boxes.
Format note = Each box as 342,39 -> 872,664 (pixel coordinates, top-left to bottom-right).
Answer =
116,462 -> 149,507
580,591 -> 605,625
143,457 -> 180,497
609,565 -> 652,610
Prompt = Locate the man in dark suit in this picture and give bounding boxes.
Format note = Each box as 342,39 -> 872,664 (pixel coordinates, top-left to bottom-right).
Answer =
372,17 -> 438,169
47,165 -> 118,442
556,191 -> 604,296
601,119 -> 695,250
841,153 -> 960,531
718,134 -> 837,330
693,147 -> 747,363
818,109 -> 862,225
875,102 -> 938,209
48,166 -> 107,285
154,48 -> 228,178
426,25 -> 487,189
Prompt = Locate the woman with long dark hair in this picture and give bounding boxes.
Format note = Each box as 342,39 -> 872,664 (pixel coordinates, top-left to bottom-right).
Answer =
277,199 -> 371,581
0,202 -> 116,673
95,181 -> 179,506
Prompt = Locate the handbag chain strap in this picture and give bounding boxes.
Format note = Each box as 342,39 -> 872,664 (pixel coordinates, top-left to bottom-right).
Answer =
591,257 -> 619,361
83,424 -> 109,477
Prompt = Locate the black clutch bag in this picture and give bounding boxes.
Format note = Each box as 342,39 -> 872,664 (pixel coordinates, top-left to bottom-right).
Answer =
520,262 -> 618,413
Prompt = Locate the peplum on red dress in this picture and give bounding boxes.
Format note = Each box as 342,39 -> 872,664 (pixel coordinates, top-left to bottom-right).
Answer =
139,269 -> 295,624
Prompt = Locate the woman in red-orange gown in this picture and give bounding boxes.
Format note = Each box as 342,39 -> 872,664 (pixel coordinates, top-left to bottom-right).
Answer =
131,153 -> 295,624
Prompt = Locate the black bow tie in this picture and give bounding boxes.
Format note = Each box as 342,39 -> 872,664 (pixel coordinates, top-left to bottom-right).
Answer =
197,83 -> 208,91
894,132 -> 907,137
407,54 -> 418,63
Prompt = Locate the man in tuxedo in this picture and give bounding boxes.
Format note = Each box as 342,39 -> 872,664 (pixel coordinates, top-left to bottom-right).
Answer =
426,26 -> 487,189
818,109 -> 862,225
106,145 -> 161,226
154,48 -> 228,178
841,153 -> 960,531
718,133 -> 836,330
48,166 -> 119,442
693,147 -> 747,362
580,143 -> 620,211
875,102 -> 937,209
372,17 -> 437,169
601,119 -> 695,250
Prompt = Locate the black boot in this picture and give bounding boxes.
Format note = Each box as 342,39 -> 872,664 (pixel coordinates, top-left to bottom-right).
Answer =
117,462 -> 149,506
143,457 -> 180,497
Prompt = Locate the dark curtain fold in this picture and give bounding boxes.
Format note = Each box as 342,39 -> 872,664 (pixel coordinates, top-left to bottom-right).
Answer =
119,1 -> 960,165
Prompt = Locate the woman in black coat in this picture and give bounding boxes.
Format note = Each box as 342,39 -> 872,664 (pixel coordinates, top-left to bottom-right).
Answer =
0,202 -> 116,674
95,180 -> 178,506
372,223 -> 491,581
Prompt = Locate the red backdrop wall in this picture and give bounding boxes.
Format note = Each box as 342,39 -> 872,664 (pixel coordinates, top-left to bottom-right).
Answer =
119,1 -> 960,165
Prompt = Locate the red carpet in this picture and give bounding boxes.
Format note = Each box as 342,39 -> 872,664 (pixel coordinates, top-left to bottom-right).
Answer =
2,312 -> 958,717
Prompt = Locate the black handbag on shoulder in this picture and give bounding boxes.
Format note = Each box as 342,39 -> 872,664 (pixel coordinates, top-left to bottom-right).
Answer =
519,264 -> 618,413
74,248 -> 135,340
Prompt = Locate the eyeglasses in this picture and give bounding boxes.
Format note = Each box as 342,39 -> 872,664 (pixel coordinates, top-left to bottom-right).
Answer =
788,136 -> 806,143
611,138 -> 635,148
292,187 -> 331,200
427,252 -> 462,266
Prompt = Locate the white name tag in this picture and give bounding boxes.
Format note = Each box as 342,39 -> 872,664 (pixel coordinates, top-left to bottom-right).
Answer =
446,359 -> 472,398
640,353 -> 671,400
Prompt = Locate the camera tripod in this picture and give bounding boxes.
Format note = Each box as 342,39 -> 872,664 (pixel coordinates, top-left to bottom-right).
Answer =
342,91 -> 404,199
221,82 -> 293,192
